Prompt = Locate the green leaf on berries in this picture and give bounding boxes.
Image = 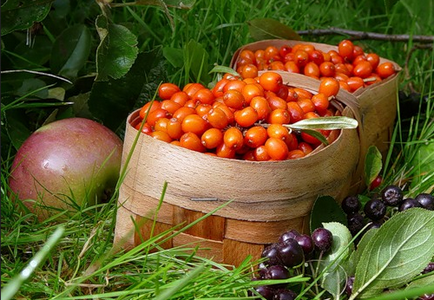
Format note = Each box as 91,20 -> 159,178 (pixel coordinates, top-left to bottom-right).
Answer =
320,222 -> 354,298
364,146 -> 382,187
310,196 -> 347,233
208,65 -> 240,77
351,208 -> 434,299
247,18 -> 301,41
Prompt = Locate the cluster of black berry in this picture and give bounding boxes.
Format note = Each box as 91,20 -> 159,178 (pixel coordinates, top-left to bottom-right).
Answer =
342,185 -> 433,238
250,228 -> 333,300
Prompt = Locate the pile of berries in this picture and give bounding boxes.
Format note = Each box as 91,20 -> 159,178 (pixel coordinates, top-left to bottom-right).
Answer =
135,71 -> 342,161
234,39 -> 397,93
342,185 -> 434,238
250,228 -> 333,300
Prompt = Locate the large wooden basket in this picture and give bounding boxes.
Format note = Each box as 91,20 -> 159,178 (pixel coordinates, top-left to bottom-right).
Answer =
114,73 -> 361,266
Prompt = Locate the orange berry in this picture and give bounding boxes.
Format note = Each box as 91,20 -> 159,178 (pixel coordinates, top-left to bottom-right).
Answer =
265,137 -> 289,160
180,132 -> 206,152
319,77 -> 340,97
201,128 -> 223,149
375,62 -> 396,79
223,127 -> 244,150
244,126 -> 268,148
234,106 -> 259,128
259,71 -> 283,93
158,83 -> 181,100
181,114 -> 208,136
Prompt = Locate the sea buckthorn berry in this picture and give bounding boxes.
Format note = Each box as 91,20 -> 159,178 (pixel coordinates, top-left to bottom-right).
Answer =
330,52 -> 344,64
147,108 -> 171,127
244,126 -> 268,148
161,99 -> 182,115
287,149 -> 305,159
201,128 -> 223,149
150,130 -> 172,143
158,83 -> 181,100
366,53 -> 380,69
195,103 -> 213,118
154,117 -> 170,133
136,122 -> 152,135
140,101 -> 162,120
319,77 -> 340,98
298,142 -> 313,155
352,55 -> 368,66
267,124 -> 291,141
286,101 -> 304,123
192,88 -> 215,105
216,141 -> 236,158
284,61 -> 300,73
294,50 -> 309,67
172,106 -> 196,123
297,98 -> 315,114
242,83 -> 264,104
223,90 -> 245,110
180,132 -> 206,152
286,88 -> 299,102
319,62 -> 336,77
352,45 -> 364,58
184,99 -> 199,108
268,108 -> 291,124
240,64 -> 259,79
234,106 -> 259,128
353,61 -> 373,78
301,131 -> 322,146
170,91 -> 189,106
293,88 -> 312,100
259,72 -> 283,93
267,95 -> 288,110
365,73 -> 382,85
338,39 -> 354,61
335,72 -> 349,82
279,45 -> 292,58
265,137 -> 289,160
211,78 -> 230,98
269,61 -> 285,70
339,80 -> 351,92
223,127 -> 244,150
184,83 -> 205,98
239,49 -> 256,64
347,77 -> 365,92
205,107 -> 229,129
250,96 -> 272,120
182,114 -> 209,136
334,63 -> 351,76
242,150 -> 256,161
275,85 -> 289,100
213,103 -> 235,125
303,61 -> 320,79
309,50 -> 325,65
311,93 -> 329,115
254,145 -> 271,161
166,117 -> 183,140
265,46 -> 280,61
223,78 -> 247,93
376,62 -> 396,79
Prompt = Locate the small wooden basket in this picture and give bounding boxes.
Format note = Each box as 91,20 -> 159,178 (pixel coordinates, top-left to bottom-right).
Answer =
114,73 -> 361,266
231,39 -> 401,191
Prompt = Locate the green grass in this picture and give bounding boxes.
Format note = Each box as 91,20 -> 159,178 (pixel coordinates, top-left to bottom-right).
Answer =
1,0 -> 434,299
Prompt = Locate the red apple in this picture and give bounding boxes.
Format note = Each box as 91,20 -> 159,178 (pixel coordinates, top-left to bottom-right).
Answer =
9,118 -> 123,220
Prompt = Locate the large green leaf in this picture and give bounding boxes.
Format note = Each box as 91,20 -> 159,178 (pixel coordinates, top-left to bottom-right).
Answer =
88,48 -> 167,133
50,24 -> 91,79
320,222 -> 354,298
310,196 -> 347,233
247,18 -> 301,41
1,0 -> 53,36
183,39 -> 210,84
95,15 -> 138,81
351,208 -> 434,299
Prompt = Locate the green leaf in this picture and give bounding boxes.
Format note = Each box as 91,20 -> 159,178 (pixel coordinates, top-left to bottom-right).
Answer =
50,24 -> 91,79
16,78 -> 48,99
1,0 -> 53,36
3,109 -> 32,151
310,196 -> 347,233
298,129 -> 329,145
289,116 -> 359,130
208,65 -> 240,76
364,146 -> 383,187
134,0 -> 196,9
247,18 -> 301,41
320,222 -> 354,298
183,39 -> 210,84
95,15 -> 138,81
410,141 -> 434,188
351,208 -> 434,299
88,48 -> 167,133
163,46 -> 184,68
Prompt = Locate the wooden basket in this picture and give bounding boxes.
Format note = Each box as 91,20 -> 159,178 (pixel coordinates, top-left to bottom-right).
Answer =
114,74 -> 361,267
231,39 -> 401,191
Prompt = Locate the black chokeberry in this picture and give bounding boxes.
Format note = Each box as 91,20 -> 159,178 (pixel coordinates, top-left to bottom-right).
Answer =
416,193 -> 434,210
422,262 -> 434,274
311,228 -> 333,253
345,276 -> 355,296
364,198 -> 387,221
277,239 -> 304,268
262,244 -> 282,266
341,196 -> 361,215
381,185 -> 403,206
347,212 -> 365,236
399,198 -> 422,211
278,229 -> 300,244
254,285 -> 275,300
273,288 -> 297,300
295,234 -> 314,256
263,265 -> 290,281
